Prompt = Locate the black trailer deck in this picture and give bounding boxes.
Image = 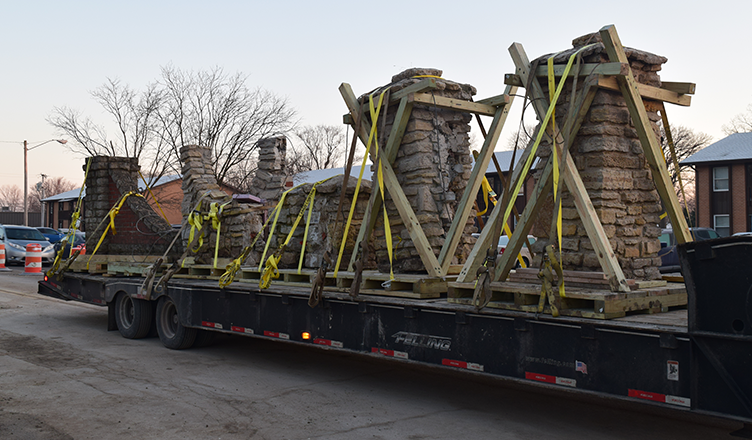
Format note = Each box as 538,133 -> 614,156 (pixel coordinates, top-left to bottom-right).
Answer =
39,272 -> 706,421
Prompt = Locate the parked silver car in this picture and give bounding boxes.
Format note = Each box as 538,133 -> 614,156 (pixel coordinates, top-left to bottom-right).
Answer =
0,225 -> 56,265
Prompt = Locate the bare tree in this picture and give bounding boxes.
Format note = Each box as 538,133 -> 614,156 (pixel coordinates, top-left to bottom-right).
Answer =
287,125 -> 348,175
723,103 -> 752,134
504,124 -> 536,150
29,177 -> 78,211
48,67 -> 296,191
660,124 -> 712,188
158,66 -> 297,188
0,185 -> 23,211
48,79 -> 171,180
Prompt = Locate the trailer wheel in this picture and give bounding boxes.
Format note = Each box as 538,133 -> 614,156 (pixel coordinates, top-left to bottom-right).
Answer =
156,296 -> 196,350
114,292 -> 153,339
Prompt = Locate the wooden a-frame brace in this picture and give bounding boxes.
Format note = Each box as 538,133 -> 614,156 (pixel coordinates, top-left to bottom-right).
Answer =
339,79 -> 516,278
458,24 -> 694,292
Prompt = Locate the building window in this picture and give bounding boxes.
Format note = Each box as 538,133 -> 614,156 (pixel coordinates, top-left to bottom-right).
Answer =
714,214 -> 730,237
713,166 -> 729,191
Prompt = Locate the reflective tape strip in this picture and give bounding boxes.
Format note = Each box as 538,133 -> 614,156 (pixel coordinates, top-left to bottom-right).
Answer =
525,372 -> 577,388
231,326 -> 254,334
25,262 -> 42,268
313,338 -> 343,348
263,331 -> 290,339
371,347 -> 408,359
201,321 -> 223,329
442,359 -> 484,372
628,389 -> 690,407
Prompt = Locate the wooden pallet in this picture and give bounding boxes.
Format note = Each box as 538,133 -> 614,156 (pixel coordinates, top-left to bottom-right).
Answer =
68,255 -> 166,274
327,270 -> 451,299
507,268 -> 669,290
447,280 -> 687,319
234,268 -> 315,288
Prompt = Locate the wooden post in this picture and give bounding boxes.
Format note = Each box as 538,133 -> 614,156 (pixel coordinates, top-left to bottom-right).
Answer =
598,24 -> 692,245
437,85 -> 516,274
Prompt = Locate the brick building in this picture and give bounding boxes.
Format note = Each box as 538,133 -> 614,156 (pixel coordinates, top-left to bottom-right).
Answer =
682,132 -> 752,236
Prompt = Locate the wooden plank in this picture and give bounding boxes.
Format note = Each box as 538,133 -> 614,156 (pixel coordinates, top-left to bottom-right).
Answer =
498,43 -> 630,292
504,74 -> 524,87
534,62 -> 628,78
597,76 -> 691,106
410,92 -> 501,116
455,127 -> 535,283
438,85 -> 517,275
339,84 -> 442,277
389,78 -> 438,102
660,81 -> 696,95
599,25 -> 692,245
476,94 -> 512,107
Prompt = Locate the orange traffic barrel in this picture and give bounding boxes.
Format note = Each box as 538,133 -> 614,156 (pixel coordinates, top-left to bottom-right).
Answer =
25,243 -> 42,274
0,244 -> 9,271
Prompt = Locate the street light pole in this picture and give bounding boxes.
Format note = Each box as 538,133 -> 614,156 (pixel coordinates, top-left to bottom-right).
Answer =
39,174 -> 47,227
23,139 -> 67,227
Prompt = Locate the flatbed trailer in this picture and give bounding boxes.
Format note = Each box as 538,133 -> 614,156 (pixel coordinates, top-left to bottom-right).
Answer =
37,260 -> 752,433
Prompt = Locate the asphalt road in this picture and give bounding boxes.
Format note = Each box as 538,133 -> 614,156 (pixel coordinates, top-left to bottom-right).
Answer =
0,269 -> 744,439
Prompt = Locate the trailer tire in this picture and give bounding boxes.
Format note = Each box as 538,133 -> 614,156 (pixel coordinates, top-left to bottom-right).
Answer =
156,296 -> 197,350
114,292 -> 153,339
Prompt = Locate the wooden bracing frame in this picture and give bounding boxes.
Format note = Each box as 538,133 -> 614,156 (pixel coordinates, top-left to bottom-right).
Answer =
459,25 -> 694,291
339,79 -> 516,278
340,25 -> 693,289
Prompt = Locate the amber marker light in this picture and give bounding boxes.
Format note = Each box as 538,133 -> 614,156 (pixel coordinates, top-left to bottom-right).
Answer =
301,332 -> 311,340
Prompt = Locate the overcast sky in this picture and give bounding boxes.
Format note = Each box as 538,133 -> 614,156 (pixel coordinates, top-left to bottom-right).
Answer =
1,0 -> 749,192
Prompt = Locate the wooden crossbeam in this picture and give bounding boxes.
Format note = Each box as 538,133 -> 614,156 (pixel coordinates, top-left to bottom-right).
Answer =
505,73 -> 693,107
597,76 -> 691,106
389,78 -> 438,102
476,94 -> 513,107
491,43 -> 630,292
339,84 -> 442,276
437,85 -> 517,274
535,62 -> 628,78
409,93 -> 504,116
599,24 -> 692,244
660,81 -> 696,95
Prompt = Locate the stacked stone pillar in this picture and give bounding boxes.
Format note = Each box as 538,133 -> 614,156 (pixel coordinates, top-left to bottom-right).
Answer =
249,136 -> 287,202
83,156 -> 177,256
369,68 -> 478,273
180,145 -> 258,263
531,33 -> 665,280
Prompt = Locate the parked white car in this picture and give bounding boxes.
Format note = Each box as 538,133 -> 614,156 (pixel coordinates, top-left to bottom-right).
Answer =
0,224 -> 56,265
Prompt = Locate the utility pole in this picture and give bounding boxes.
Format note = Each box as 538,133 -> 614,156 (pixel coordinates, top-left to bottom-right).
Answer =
40,174 -> 47,228
23,140 -> 28,226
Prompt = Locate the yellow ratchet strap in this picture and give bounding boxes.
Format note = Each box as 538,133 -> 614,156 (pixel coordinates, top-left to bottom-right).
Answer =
48,158 -> 92,276
87,191 -> 144,269
334,89 -> 387,277
207,200 -> 232,268
260,254 -> 281,289
497,45 -> 594,285
187,210 -> 204,254
138,170 -> 169,223
548,54 -> 565,298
